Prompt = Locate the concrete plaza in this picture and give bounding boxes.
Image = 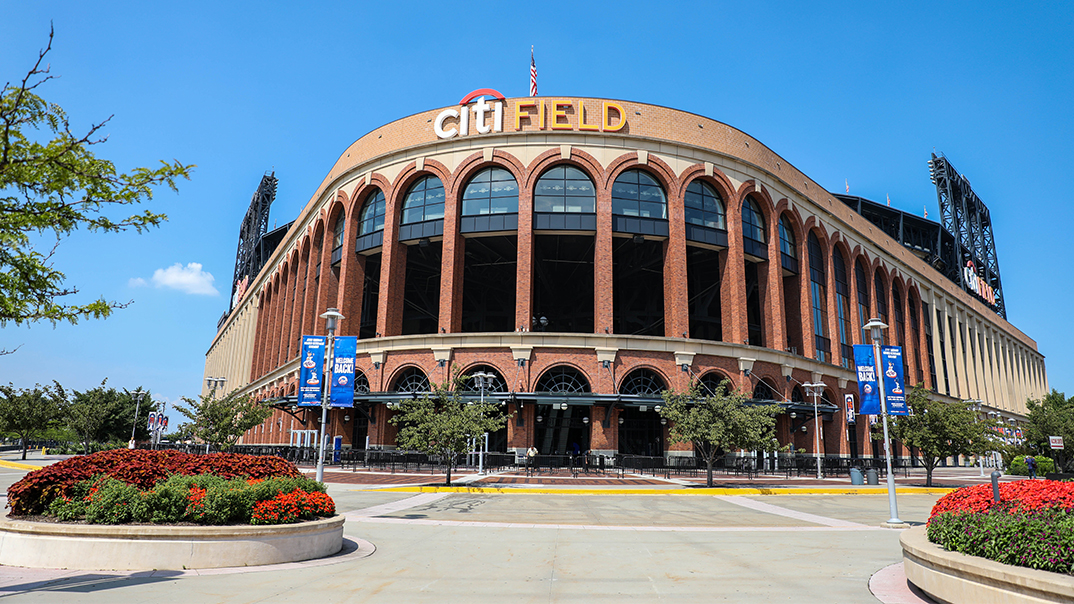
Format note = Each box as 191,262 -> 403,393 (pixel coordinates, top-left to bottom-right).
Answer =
0,453 -> 970,603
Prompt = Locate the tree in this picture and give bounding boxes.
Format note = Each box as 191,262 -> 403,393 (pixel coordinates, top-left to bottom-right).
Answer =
92,387 -> 157,444
175,388 -> 271,451
67,379 -> 120,454
1024,389 -> 1074,471
0,382 -> 66,459
660,380 -> 783,487
887,385 -> 1000,487
389,375 -> 509,485
0,27 -> 192,330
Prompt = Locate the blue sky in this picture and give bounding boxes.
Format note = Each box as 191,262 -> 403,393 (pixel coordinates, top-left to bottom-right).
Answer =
2,2 -> 1072,409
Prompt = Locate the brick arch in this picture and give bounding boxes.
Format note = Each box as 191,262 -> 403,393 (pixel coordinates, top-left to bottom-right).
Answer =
750,374 -> 785,401
736,181 -> 776,240
387,159 -> 452,220
615,364 -> 671,393
673,165 -> 736,208
775,206 -> 806,255
385,363 -> 433,392
529,362 -> 594,393
450,149 -> 527,198
603,152 -> 678,193
696,369 -> 735,388
347,174 -> 393,227
524,147 -> 606,191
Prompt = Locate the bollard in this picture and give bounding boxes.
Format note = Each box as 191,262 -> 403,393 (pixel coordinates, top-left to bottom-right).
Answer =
850,467 -> 864,485
991,470 -> 1002,502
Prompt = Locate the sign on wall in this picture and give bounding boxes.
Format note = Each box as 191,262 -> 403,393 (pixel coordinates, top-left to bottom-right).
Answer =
330,336 -> 357,408
298,335 -> 326,406
434,89 -> 627,140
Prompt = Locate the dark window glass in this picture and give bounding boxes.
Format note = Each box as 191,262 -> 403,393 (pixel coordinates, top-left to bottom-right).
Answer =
401,176 -> 445,225
332,214 -> 345,251
534,165 -> 596,213
462,167 -> 519,216
619,369 -> 667,396
875,274 -> 888,325
358,189 -> 386,236
833,249 -> 853,368
742,196 -> 767,244
808,232 -> 829,363
612,169 -> 666,219
855,260 -> 870,335
684,180 -> 725,230
778,215 -> 796,258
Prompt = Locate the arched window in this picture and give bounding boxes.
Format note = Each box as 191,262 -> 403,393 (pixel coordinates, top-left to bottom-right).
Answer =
874,272 -> 888,325
535,366 -> 591,393
534,165 -> 595,213
401,176 -> 445,225
392,367 -> 430,393
791,386 -> 805,403
354,370 -> 370,395
612,169 -> 666,219
855,259 -> 870,335
808,232 -> 829,363
358,189 -> 386,236
778,215 -> 796,261
463,365 -> 508,393
833,249 -> 853,368
684,180 -> 725,230
742,196 -> 767,244
752,380 -> 776,402
332,213 -> 345,254
698,372 -> 731,395
893,283 -> 908,377
618,369 -> 667,396
462,167 -> 518,216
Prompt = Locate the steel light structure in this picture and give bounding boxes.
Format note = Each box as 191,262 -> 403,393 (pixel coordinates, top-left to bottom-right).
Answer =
803,382 -> 826,480
315,308 -> 344,483
864,318 -> 904,526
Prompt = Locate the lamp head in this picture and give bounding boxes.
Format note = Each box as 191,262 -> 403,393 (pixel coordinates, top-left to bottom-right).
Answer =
319,308 -> 345,332
863,318 -> 888,342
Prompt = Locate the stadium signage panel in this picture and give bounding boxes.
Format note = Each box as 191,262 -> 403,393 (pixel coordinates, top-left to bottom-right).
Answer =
434,88 -> 627,140
963,261 -> 997,306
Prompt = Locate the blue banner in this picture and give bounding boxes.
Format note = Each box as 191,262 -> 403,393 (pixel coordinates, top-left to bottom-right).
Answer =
881,345 -> 909,416
330,336 -> 357,408
854,344 -> 882,415
298,335 -> 326,406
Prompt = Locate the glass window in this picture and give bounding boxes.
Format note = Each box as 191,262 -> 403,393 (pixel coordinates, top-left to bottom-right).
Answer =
612,169 -> 666,219
778,215 -> 796,258
358,189 -> 386,236
684,180 -> 725,229
534,165 -> 596,213
401,175 -> 445,225
855,259 -> 870,331
462,167 -> 519,216
808,232 -> 828,363
332,213 -> 345,251
833,249 -> 853,368
742,196 -> 767,244
875,273 -> 888,325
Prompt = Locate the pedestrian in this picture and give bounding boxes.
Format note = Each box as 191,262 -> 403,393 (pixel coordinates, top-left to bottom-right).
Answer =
1026,455 -> 1037,479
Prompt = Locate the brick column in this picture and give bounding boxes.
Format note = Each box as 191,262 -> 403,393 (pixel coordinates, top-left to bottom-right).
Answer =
723,195 -> 747,345
337,200 -> 365,338
664,184 -> 689,338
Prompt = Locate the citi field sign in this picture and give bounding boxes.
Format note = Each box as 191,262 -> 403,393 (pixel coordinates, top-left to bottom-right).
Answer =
434,89 -> 627,139
963,261 -> 997,307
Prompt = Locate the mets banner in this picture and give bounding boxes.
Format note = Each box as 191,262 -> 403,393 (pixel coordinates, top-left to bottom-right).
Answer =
853,344 -> 882,415
880,345 -> 909,415
298,335 -> 326,406
330,336 -> 357,408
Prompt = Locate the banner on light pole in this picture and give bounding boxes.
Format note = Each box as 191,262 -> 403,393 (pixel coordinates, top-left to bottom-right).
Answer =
330,336 -> 357,408
880,346 -> 909,416
298,335 -> 326,406
854,345 -> 881,415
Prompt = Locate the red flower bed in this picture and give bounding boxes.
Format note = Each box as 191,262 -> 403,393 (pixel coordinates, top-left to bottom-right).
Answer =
930,479 -> 1074,521
251,490 -> 336,524
8,449 -> 301,516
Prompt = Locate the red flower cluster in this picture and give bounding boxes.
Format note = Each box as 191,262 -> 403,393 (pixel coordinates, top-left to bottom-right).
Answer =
186,486 -> 208,520
930,479 -> 1074,521
8,449 -> 300,516
251,490 -> 335,525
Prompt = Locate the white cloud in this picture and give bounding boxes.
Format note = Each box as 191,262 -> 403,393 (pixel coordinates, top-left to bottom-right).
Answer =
149,262 -> 219,296
128,277 -> 148,288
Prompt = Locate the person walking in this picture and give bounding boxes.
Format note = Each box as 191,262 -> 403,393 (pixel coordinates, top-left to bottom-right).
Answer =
1026,455 -> 1037,479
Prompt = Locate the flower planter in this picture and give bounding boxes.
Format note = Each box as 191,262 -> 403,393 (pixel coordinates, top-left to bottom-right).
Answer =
901,526 -> 1074,604
0,515 -> 344,571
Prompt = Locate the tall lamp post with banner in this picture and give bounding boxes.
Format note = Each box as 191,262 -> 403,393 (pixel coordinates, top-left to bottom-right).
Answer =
804,382 -> 826,480
859,318 -> 906,527
315,308 -> 344,483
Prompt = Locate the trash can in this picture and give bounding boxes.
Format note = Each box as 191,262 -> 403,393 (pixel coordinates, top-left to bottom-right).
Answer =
866,468 -> 879,485
849,467 -> 864,485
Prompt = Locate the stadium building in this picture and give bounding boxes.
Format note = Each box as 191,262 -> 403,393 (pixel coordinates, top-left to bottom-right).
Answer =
202,92 -> 1047,462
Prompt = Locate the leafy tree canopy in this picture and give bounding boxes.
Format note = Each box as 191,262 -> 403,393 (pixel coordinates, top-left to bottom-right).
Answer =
0,27 -> 192,329
660,380 -> 783,487
0,382 -> 66,459
887,385 -> 1001,486
1024,389 -> 1074,471
175,388 -> 271,451
389,372 -> 509,485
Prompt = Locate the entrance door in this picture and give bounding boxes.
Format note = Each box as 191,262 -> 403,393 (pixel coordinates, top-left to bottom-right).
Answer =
618,407 -> 664,456
534,405 -> 590,455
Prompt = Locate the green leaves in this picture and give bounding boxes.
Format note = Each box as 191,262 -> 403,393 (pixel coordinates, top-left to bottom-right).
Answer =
0,28 -> 193,327
0,382 -> 66,458
175,389 -> 272,451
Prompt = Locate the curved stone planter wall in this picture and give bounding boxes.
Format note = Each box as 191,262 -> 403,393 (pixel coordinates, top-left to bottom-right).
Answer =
0,516 -> 344,571
901,525 -> 1074,604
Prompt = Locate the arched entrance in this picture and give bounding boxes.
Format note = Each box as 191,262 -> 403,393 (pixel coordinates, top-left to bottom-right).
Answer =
533,366 -> 591,456
617,369 -> 667,456
461,365 -> 509,452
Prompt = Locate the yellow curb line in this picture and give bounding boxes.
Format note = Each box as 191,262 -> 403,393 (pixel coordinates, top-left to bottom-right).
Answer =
0,459 -> 41,471
359,486 -> 955,496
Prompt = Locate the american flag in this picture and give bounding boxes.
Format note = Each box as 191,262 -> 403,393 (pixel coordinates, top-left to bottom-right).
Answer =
529,47 -> 538,97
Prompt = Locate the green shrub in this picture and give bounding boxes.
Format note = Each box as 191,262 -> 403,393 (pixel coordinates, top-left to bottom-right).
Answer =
84,479 -> 141,524
45,495 -> 86,521
1009,455 -> 1057,476
928,509 -> 1074,573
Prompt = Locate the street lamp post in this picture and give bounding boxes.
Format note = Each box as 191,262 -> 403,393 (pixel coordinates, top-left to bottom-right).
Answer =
863,318 -> 904,526
804,382 -> 826,480
967,400 -> 985,477
472,371 -> 494,475
129,389 -> 146,448
316,308 -> 345,483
